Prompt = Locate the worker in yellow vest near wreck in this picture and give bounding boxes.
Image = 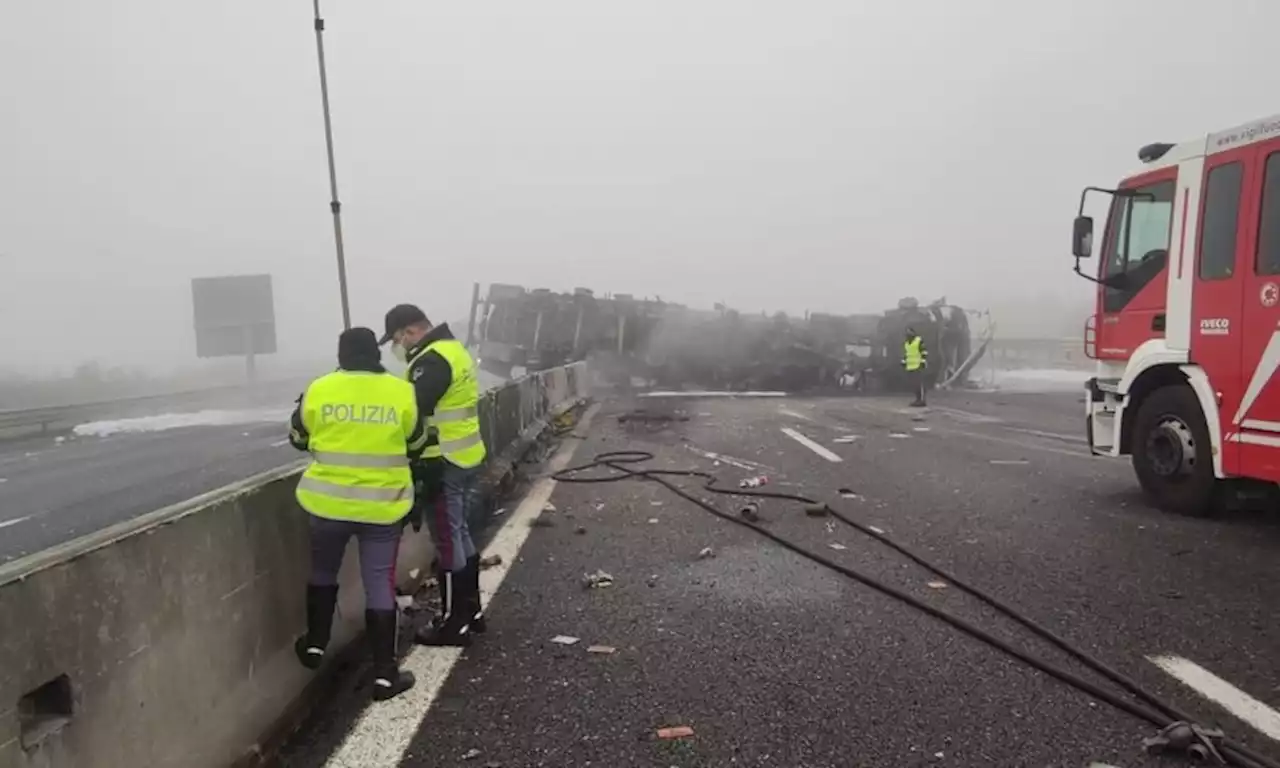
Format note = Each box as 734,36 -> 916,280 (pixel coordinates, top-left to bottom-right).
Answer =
288,327 -> 429,702
903,326 -> 929,408
380,304 -> 488,647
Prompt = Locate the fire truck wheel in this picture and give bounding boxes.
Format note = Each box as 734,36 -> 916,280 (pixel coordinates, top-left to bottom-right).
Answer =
1130,385 -> 1217,517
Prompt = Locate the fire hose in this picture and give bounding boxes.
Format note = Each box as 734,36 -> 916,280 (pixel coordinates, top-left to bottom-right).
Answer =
552,450 -> 1278,768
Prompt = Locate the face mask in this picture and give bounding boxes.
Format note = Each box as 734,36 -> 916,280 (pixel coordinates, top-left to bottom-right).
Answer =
391,342 -> 408,363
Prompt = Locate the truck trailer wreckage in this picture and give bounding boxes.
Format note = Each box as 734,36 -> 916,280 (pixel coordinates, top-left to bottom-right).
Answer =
465,283 -> 995,394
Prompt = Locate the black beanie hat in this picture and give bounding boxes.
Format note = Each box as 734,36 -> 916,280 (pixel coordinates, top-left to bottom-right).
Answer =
338,327 -> 382,369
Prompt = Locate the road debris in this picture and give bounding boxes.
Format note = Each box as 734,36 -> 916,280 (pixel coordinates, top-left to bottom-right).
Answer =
832,435 -> 859,444
912,427 -> 931,433
927,581 -> 948,589
739,502 -> 761,522
698,546 -> 715,559
479,554 -> 504,569
582,570 -> 615,589
989,459 -> 1029,465
828,543 -> 848,551
650,500 -> 663,506
889,432 -> 911,439
550,635 -> 580,646
837,488 -> 862,500
869,526 -> 886,535
542,502 -> 557,513
575,525 -> 587,535
647,518 -> 660,524
492,507 -> 507,516
804,502 -> 830,517
462,748 -> 482,760
738,475 -> 769,488
657,726 -> 695,740
587,644 -> 617,655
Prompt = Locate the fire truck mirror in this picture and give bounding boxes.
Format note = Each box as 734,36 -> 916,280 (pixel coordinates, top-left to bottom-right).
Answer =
1072,215 -> 1094,260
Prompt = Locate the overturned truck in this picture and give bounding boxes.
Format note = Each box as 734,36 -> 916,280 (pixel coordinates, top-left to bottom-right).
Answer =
469,283 -> 991,394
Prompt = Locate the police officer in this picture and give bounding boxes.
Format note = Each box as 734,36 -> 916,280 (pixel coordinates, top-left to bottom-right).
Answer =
903,326 -> 929,407
289,327 -> 429,701
380,304 -> 488,648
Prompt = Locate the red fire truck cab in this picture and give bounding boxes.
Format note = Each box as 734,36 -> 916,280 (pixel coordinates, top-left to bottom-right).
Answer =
1075,113 -> 1280,515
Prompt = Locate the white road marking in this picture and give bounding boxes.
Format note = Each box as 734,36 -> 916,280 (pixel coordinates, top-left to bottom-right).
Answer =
1148,655 -> 1280,742
989,459 -> 1030,466
778,407 -> 814,422
1003,426 -> 1086,444
949,429 -> 1095,461
685,446 -> 769,472
321,404 -> 600,768
781,428 -> 844,463
270,439 -> 291,447
0,516 -> 32,531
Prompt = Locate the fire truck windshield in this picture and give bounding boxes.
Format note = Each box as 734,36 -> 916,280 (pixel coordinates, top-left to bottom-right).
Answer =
1100,180 -> 1176,312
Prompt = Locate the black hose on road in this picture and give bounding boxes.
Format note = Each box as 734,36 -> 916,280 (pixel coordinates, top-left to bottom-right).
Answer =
552,450 -> 1277,768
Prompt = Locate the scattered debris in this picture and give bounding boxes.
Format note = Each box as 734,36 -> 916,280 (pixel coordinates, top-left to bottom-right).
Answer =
542,502 -> 557,513
686,445 -> 768,471
492,507 -> 507,516
657,726 -> 695,740
575,526 -> 587,535
582,570 -> 615,589
647,518 -> 660,524
462,748 -> 482,760
912,427 -> 931,433
832,435 -> 859,444
646,574 -> 659,587
650,501 -> 663,506
479,554 -> 504,569
53,436 -> 66,444
804,502 -> 830,517
828,543 -> 848,551
889,432 -> 910,439
989,459 -> 1029,466
739,502 -> 761,522
869,526 -> 886,535
738,475 -> 769,489
594,503 -> 605,511
587,645 -> 616,655
911,413 -> 927,422
550,635 -> 580,646
1142,721 -> 1225,763
837,488 -> 861,499
927,581 -> 948,590
698,546 -> 715,559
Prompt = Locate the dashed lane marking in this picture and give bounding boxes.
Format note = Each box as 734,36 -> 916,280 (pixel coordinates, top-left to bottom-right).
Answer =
320,404 -> 600,768
0,516 -> 32,531
1148,655 -> 1280,742
781,428 -> 844,463
778,406 -> 814,422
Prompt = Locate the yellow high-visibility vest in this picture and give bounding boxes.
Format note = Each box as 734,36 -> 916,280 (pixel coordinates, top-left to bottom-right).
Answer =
903,337 -> 924,372
407,339 -> 488,468
295,370 -> 418,524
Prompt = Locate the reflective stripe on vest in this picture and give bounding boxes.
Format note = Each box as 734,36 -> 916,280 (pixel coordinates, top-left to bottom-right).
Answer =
295,370 -> 417,524
903,337 -> 924,371
407,338 -> 487,468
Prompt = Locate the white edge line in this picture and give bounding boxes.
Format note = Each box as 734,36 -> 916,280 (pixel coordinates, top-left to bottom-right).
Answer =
1148,654 -> 1280,742
780,427 -> 844,463
322,403 -> 602,767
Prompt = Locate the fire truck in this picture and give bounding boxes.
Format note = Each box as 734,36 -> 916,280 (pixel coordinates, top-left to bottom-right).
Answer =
1074,112 -> 1280,515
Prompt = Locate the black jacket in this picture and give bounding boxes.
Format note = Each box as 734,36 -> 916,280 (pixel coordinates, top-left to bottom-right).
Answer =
405,323 -> 458,421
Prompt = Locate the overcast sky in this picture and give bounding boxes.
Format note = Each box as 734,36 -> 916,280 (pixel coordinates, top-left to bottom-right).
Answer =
1,0 -> 1276,374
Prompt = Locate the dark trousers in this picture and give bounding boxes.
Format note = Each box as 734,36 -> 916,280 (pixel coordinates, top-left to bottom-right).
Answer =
308,516 -> 402,612
424,462 -> 479,572
908,368 -> 926,403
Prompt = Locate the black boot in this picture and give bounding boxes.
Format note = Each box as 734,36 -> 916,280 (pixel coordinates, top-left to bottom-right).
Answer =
415,569 -> 472,647
294,584 -> 339,670
366,609 -> 416,701
466,554 -> 487,634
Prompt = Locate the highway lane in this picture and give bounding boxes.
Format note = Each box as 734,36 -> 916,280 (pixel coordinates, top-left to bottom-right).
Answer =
0,419 -> 298,564
280,386 -> 1280,768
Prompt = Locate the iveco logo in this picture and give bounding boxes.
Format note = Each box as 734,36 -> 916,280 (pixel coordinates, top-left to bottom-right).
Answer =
1199,318 -> 1230,336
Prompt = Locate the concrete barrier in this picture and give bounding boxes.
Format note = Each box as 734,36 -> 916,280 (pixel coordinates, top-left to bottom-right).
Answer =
0,362 -> 588,768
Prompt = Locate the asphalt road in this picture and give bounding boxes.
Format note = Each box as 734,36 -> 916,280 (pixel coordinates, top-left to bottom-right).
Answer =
0,390 -> 301,565
280,385 -> 1280,768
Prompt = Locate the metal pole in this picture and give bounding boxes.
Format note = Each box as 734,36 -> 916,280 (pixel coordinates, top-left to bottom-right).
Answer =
312,0 -> 352,330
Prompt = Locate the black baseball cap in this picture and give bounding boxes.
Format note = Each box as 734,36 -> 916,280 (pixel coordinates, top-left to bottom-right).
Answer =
379,304 -> 429,345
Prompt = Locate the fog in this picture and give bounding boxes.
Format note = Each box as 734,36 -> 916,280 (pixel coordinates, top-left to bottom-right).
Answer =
2,1 -> 1276,380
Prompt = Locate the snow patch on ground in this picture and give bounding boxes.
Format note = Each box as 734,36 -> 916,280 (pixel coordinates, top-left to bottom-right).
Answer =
73,409 -> 291,437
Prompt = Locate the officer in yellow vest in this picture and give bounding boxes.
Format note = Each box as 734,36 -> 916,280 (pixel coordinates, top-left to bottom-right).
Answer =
902,326 -> 929,408
380,304 -> 488,647
288,327 -> 430,701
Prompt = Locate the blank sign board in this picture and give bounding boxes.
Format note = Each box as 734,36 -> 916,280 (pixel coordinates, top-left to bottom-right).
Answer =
191,274 -> 277,358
